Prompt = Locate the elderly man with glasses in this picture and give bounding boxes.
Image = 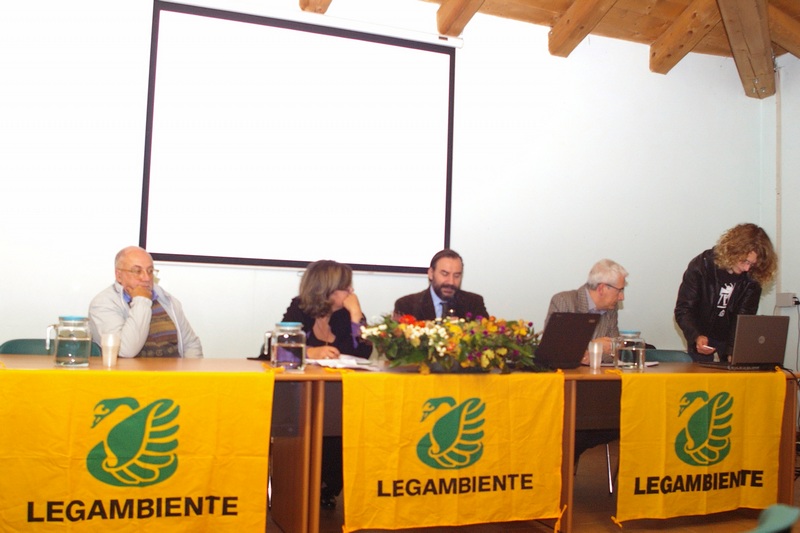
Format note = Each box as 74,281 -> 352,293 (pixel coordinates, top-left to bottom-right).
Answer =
544,258 -> 628,466
88,246 -> 202,358
545,258 -> 629,361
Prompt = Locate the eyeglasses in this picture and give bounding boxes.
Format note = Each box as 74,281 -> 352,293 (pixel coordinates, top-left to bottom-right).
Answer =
117,267 -> 158,278
604,283 -> 625,293
741,258 -> 757,267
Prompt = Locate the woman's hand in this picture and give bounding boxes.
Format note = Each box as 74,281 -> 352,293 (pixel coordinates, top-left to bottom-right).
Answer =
342,292 -> 364,323
695,335 -> 716,355
307,345 -> 341,360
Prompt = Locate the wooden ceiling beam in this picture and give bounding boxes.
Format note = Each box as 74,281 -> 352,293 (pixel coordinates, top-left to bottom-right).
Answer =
437,0 -> 485,36
548,0 -> 619,57
649,0 -> 721,75
769,3 -> 800,59
717,0 -> 775,98
299,0 -> 332,14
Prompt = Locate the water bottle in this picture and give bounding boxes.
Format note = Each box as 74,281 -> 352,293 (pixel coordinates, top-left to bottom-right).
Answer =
614,330 -> 646,370
46,316 -> 92,367
264,322 -> 306,370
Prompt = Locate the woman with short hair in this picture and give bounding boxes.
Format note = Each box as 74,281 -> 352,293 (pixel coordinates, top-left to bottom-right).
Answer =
282,259 -> 372,360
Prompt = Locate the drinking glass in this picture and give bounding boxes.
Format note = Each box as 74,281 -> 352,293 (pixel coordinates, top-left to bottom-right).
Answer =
101,332 -> 120,367
588,340 -> 603,370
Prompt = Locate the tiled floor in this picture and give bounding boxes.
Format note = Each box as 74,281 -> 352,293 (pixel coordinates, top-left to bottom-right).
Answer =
269,442 -> 799,532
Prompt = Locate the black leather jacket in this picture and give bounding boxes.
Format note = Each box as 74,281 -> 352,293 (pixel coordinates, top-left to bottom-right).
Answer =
674,249 -> 761,360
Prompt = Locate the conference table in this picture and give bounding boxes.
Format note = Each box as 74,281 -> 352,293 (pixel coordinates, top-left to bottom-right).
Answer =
0,355 -> 796,533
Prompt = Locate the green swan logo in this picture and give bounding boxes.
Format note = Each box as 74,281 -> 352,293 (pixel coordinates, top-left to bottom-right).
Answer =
86,397 -> 180,486
416,396 -> 485,469
674,390 -> 732,466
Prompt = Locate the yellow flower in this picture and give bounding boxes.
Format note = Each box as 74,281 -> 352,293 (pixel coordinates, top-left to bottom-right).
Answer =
362,314 -> 539,373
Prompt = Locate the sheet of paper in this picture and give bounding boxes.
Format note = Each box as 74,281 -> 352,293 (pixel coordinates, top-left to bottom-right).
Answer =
309,355 -> 381,371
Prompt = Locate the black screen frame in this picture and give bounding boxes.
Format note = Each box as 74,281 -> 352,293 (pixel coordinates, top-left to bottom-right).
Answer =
140,1 -> 455,274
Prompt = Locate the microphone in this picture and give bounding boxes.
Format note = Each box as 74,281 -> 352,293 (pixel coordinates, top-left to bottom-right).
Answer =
441,299 -> 459,319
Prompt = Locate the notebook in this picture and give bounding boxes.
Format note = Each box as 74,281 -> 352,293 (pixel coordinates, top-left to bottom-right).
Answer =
535,312 -> 600,369
699,314 -> 789,371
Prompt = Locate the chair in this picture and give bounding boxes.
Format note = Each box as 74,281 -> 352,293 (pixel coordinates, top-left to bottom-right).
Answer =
0,338 -> 51,355
0,338 -> 101,356
645,349 -> 693,363
746,504 -> 800,533
604,348 -> 694,493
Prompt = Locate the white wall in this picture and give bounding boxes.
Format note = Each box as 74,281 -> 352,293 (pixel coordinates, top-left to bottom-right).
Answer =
775,53 -> 800,369
1,0 -> 797,363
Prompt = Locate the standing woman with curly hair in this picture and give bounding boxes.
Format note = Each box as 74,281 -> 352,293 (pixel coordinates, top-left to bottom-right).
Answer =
674,223 -> 778,362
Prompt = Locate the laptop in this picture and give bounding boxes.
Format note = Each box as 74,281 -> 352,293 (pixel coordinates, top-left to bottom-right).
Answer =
535,312 -> 600,369
699,315 -> 789,371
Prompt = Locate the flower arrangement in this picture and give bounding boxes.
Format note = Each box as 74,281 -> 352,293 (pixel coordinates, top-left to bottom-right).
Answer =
361,314 -> 541,373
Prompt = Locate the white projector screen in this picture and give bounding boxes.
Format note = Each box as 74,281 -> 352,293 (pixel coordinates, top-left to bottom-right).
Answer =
141,2 -> 455,273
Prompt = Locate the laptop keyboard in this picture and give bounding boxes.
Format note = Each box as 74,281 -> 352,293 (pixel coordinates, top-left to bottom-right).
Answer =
699,362 -> 775,371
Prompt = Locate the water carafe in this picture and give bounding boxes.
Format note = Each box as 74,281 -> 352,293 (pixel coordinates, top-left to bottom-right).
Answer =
264,322 -> 306,370
614,330 -> 646,370
46,316 -> 92,367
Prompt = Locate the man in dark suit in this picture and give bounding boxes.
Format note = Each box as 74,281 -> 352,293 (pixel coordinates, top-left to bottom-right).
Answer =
393,249 -> 488,320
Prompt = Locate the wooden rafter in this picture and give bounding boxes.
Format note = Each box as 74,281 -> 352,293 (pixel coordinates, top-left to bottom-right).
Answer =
717,0 -> 775,98
769,3 -> 800,59
303,0 -> 800,98
548,0 -> 619,57
299,0 -> 332,14
437,0 -> 485,36
650,0 -> 721,75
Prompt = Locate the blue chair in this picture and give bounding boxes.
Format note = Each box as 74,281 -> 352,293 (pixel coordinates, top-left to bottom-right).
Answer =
747,504 -> 800,532
0,338 -> 101,356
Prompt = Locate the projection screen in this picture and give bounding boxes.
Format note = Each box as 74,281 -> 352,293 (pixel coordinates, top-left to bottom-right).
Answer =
141,1 -> 455,273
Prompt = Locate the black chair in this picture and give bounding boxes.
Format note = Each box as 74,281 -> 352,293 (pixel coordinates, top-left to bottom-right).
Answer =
0,338 -> 101,356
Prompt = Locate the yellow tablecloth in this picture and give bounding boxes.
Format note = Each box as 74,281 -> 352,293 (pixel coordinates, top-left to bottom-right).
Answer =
341,372 -> 565,531
0,369 -> 274,532
615,370 -> 785,523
